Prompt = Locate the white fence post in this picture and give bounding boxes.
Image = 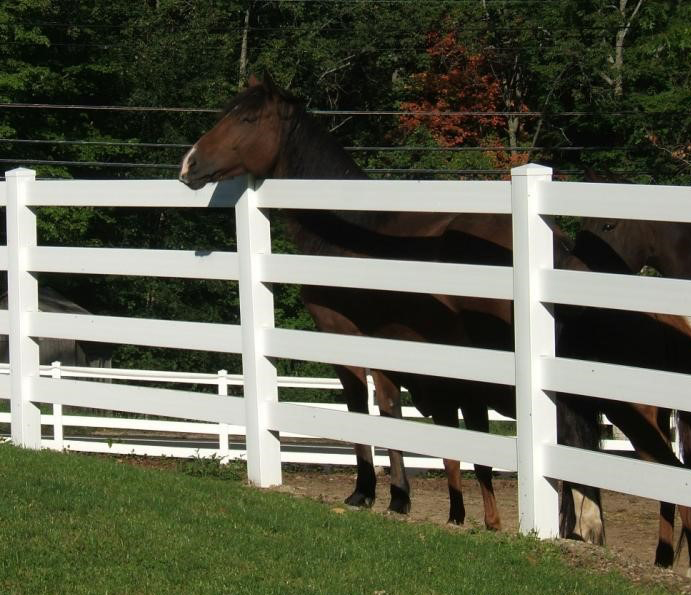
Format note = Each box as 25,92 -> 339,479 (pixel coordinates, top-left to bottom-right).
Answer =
217,368 -> 230,460
235,176 -> 282,487
511,163 -> 559,537
51,361 -> 64,449
6,168 -> 41,449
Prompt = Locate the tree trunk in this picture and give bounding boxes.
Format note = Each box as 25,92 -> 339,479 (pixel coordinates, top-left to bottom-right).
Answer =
238,6 -> 251,88
607,0 -> 644,97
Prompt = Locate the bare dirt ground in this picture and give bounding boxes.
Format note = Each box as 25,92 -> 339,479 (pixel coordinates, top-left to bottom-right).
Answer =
275,467 -> 691,594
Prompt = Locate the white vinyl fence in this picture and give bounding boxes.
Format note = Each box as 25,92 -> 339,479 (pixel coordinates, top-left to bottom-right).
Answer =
1,165 -> 690,538
0,362 -> 638,463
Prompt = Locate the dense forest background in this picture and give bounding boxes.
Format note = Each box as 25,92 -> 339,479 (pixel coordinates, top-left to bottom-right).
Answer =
0,0 -> 689,380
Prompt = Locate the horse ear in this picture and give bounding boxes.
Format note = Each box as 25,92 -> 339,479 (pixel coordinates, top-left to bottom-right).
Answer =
262,72 -> 280,95
248,74 -> 262,87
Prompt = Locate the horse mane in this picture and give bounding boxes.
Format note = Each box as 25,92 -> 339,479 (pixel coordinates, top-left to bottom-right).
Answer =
261,87 -> 411,257
277,99 -> 365,181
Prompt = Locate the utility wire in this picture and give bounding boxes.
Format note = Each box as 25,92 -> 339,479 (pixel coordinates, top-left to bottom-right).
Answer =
0,103 -> 676,118
0,157 -> 655,178
0,138 -> 640,153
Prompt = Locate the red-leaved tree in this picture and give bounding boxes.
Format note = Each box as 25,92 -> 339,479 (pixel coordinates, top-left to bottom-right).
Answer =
400,31 -> 531,173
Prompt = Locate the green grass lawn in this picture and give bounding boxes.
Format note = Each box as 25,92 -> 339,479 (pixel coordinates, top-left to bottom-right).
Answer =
0,443 -> 676,595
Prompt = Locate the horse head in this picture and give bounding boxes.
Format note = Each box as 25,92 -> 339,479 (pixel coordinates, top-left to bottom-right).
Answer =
179,73 -> 295,189
580,218 -> 656,274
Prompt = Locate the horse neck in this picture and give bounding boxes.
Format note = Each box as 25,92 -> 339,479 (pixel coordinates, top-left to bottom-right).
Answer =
271,110 -> 401,257
571,230 -> 635,274
273,109 -> 366,181
650,222 -> 691,279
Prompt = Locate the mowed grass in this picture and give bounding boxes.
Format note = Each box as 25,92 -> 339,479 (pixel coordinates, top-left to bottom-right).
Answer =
0,444 -> 674,595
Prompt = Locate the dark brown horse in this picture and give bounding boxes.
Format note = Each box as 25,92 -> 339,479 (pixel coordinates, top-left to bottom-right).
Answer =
181,73 -> 512,528
561,231 -> 691,568
578,167 -> 691,279
179,74 -> 691,566
573,181 -> 691,569
580,218 -> 691,279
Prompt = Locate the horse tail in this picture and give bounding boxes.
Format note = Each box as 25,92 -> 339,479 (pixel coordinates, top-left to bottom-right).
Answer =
557,393 -> 605,544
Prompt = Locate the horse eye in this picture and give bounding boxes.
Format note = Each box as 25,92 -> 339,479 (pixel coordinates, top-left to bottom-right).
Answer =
602,223 -> 616,232
242,115 -> 258,123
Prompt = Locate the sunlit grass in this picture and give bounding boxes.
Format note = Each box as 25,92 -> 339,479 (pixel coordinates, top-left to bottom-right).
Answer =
0,444 -> 676,595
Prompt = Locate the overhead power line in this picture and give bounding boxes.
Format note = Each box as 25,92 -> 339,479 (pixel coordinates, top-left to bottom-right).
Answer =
0,138 -> 641,153
0,102 -> 678,118
0,157 -> 654,179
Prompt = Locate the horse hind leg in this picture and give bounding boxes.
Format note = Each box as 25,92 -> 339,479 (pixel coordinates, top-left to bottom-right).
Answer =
338,365 -> 376,509
371,369 -> 411,515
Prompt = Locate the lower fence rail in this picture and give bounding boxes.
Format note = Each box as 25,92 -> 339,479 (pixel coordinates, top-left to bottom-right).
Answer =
0,363 -> 660,469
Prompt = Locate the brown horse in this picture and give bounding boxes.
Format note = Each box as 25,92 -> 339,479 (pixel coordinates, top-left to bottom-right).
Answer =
179,74 -> 691,566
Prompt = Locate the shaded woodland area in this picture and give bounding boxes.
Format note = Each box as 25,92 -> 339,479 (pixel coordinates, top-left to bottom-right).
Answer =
0,0 -> 689,379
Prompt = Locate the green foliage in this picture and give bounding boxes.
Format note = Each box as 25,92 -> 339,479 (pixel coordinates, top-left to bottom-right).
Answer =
176,453 -> 247,481
1,0 -> 690,376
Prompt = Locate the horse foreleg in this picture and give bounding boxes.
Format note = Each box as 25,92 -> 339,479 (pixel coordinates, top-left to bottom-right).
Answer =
430,404 -> 465,524
656,502 -> 676,568
371,370 -> 411,514
556,394 -> 605,545
338,365 -> 376,509
461,402 -> 501,530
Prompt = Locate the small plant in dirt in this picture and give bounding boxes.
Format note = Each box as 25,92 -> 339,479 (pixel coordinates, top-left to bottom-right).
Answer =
176,453 -> 246,481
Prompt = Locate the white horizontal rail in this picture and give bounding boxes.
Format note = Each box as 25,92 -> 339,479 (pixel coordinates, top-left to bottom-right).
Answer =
23,178 -> 247,208
30,312 -> 242,353
29,246 -> 239,280
542,269 -> 691,316
544,444 -> 691,507
38,441 -> 461,470
261,254 -> 513,300
539,181 -> 691,222
270,401 -> 518,471
543,357 -> 691,411
38,414 -> 245,435
30,377 -> 245,425
256,179 -> 512,213
265,327 -> 516,386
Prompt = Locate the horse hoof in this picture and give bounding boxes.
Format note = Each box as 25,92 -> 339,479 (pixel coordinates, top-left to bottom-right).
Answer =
388,497 -> 411,515
344,491 -> 374,509
447,516 -> 464,526
654,543 -> 674,569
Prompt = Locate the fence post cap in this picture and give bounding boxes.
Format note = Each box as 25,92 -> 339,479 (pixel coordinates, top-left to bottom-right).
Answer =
5,167 -> 36,178
511,163 -> 553,177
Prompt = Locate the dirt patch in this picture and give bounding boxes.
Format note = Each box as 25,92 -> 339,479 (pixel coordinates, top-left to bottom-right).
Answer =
275,468 -> 691,594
